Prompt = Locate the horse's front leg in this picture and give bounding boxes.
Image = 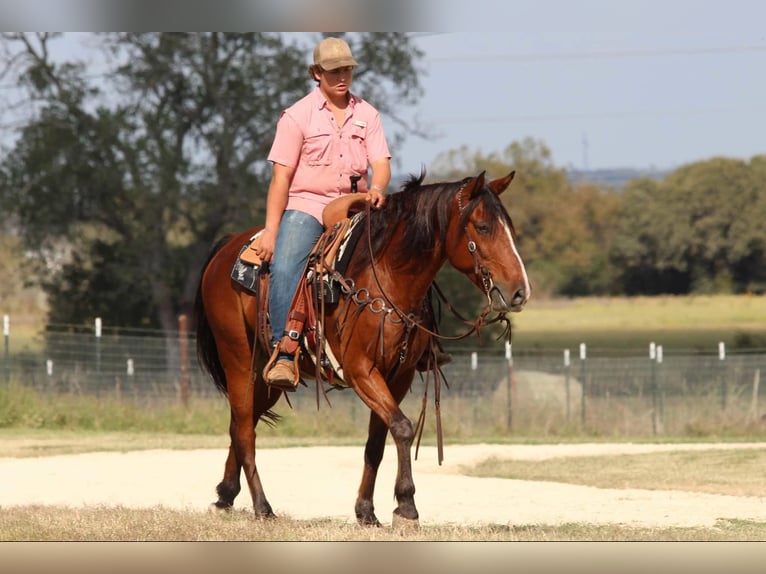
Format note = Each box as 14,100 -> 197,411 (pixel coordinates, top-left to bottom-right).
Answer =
355,411 -> 388,526
352,372 -> 419,529
389,410 -> 418,528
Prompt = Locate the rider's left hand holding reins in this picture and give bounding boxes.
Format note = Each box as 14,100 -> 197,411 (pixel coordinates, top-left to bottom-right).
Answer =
366,187 -> 386,209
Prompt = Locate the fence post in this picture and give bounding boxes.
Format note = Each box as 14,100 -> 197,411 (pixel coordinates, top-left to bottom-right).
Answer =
649,342 -> 658,435
3,314 -> 9,384
505,341 -> 514,431
750,369 -> 761,422
94,317 -> 103,396
564,349 -> 571,422
95,316 -> 102,368
579,343 -> 587,427
656,345 -> 665,434
125,358 -> 134,401
719,341 -> 727,412
179,314 -> 190,408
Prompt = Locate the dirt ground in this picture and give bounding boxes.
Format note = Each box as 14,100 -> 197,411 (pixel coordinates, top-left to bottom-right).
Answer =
1,442 -> 766,528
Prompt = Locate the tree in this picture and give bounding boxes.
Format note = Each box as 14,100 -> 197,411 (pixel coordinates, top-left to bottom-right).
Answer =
608,177 -> 689,294
0,32 -> 425,332
610,156 -> 766,294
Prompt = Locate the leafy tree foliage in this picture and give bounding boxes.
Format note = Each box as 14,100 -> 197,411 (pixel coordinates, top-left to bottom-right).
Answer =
0,32 -> 424,331
611,157 -> 766,294
430,140 -> 766,306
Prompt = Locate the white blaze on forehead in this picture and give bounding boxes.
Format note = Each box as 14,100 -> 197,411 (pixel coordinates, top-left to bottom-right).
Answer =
500,218 -> 531,299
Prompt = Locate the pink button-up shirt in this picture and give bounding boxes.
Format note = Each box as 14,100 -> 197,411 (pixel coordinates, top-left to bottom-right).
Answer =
267,87 -> 391,223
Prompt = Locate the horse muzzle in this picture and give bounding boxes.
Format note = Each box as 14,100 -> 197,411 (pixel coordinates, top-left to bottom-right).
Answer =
489,285 -> 528,313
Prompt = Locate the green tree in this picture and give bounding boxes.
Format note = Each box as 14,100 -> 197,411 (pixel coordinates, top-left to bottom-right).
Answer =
611,156 -> 766,294
608,177 -> 686,294
0,32 -> 424,332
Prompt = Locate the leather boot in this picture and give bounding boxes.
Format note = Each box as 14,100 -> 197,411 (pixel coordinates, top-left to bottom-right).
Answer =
265,359 -> 298,392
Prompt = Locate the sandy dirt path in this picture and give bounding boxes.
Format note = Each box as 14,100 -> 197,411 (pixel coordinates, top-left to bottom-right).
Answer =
1,442 -> 765,528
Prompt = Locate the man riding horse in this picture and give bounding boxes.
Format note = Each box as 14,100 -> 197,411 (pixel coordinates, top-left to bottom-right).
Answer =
254,37 -> 449,391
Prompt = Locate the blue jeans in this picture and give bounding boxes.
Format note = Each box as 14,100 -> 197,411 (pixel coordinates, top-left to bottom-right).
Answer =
269,210 -> 324,356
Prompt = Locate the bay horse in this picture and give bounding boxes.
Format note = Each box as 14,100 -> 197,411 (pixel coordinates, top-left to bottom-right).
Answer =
193,169 -> 530,527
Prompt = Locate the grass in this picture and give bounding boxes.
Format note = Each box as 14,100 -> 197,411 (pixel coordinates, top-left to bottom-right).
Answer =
516,295 -> 766,332
464,448 -> 766,497
509,294 -> 766,351
1,505 -> 764,541
0,382 -> 232,434
3,380 -> 766,446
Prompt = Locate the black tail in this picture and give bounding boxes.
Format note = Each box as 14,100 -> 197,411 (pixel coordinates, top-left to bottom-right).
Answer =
194,234 -> 233,395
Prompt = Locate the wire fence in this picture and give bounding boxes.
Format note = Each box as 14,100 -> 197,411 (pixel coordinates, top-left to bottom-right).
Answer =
2,317 -> 765,437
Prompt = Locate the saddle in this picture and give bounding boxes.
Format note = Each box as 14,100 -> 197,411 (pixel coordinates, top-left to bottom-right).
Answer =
231,195 -> 368,389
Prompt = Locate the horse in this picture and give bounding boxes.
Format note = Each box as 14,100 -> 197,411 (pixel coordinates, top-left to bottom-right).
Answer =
193,169 -> 530,527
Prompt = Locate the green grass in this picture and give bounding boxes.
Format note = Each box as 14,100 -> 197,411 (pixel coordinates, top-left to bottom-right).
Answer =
0,382 -> 232,434
509,294 -> 766,351
2,381 -> 765,445
516,295 -> 766,331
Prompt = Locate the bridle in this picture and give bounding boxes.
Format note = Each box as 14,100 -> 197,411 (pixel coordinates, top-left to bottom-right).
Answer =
457,186 -> 499,308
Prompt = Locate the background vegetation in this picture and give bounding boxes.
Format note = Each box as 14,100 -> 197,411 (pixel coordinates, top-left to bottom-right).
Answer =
0,32 -> 424,332
1,33 -> 765,341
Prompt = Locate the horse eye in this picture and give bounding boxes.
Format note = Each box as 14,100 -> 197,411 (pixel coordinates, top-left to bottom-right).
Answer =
473,222 -> 491,235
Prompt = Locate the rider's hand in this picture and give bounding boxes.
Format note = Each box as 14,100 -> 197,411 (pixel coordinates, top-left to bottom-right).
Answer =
256,229 -> 277,263
366,189 -> 386,209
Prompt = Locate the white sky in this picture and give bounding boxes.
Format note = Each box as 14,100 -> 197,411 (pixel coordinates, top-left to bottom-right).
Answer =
6,0 -> 766,174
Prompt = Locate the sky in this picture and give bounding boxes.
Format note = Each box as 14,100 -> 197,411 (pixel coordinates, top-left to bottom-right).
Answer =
396,0 -> 766,173
3,0 -> 765,175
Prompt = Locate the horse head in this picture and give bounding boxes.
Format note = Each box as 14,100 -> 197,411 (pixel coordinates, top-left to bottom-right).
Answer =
446,171 -> 530,313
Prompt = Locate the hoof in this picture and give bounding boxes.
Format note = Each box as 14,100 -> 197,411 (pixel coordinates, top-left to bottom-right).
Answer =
357,515 -> 382,528
208,501 -> 232,514
392,512 -> 420,531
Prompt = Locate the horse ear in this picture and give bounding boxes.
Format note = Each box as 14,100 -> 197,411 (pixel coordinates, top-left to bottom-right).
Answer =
468,171 -> 487,199
487,170 -> 516,196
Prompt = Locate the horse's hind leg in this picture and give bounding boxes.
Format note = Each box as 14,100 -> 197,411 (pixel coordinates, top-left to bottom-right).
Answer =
210,346 -> 279,518
210,423 -> 242,511
211,405 -> 264,511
